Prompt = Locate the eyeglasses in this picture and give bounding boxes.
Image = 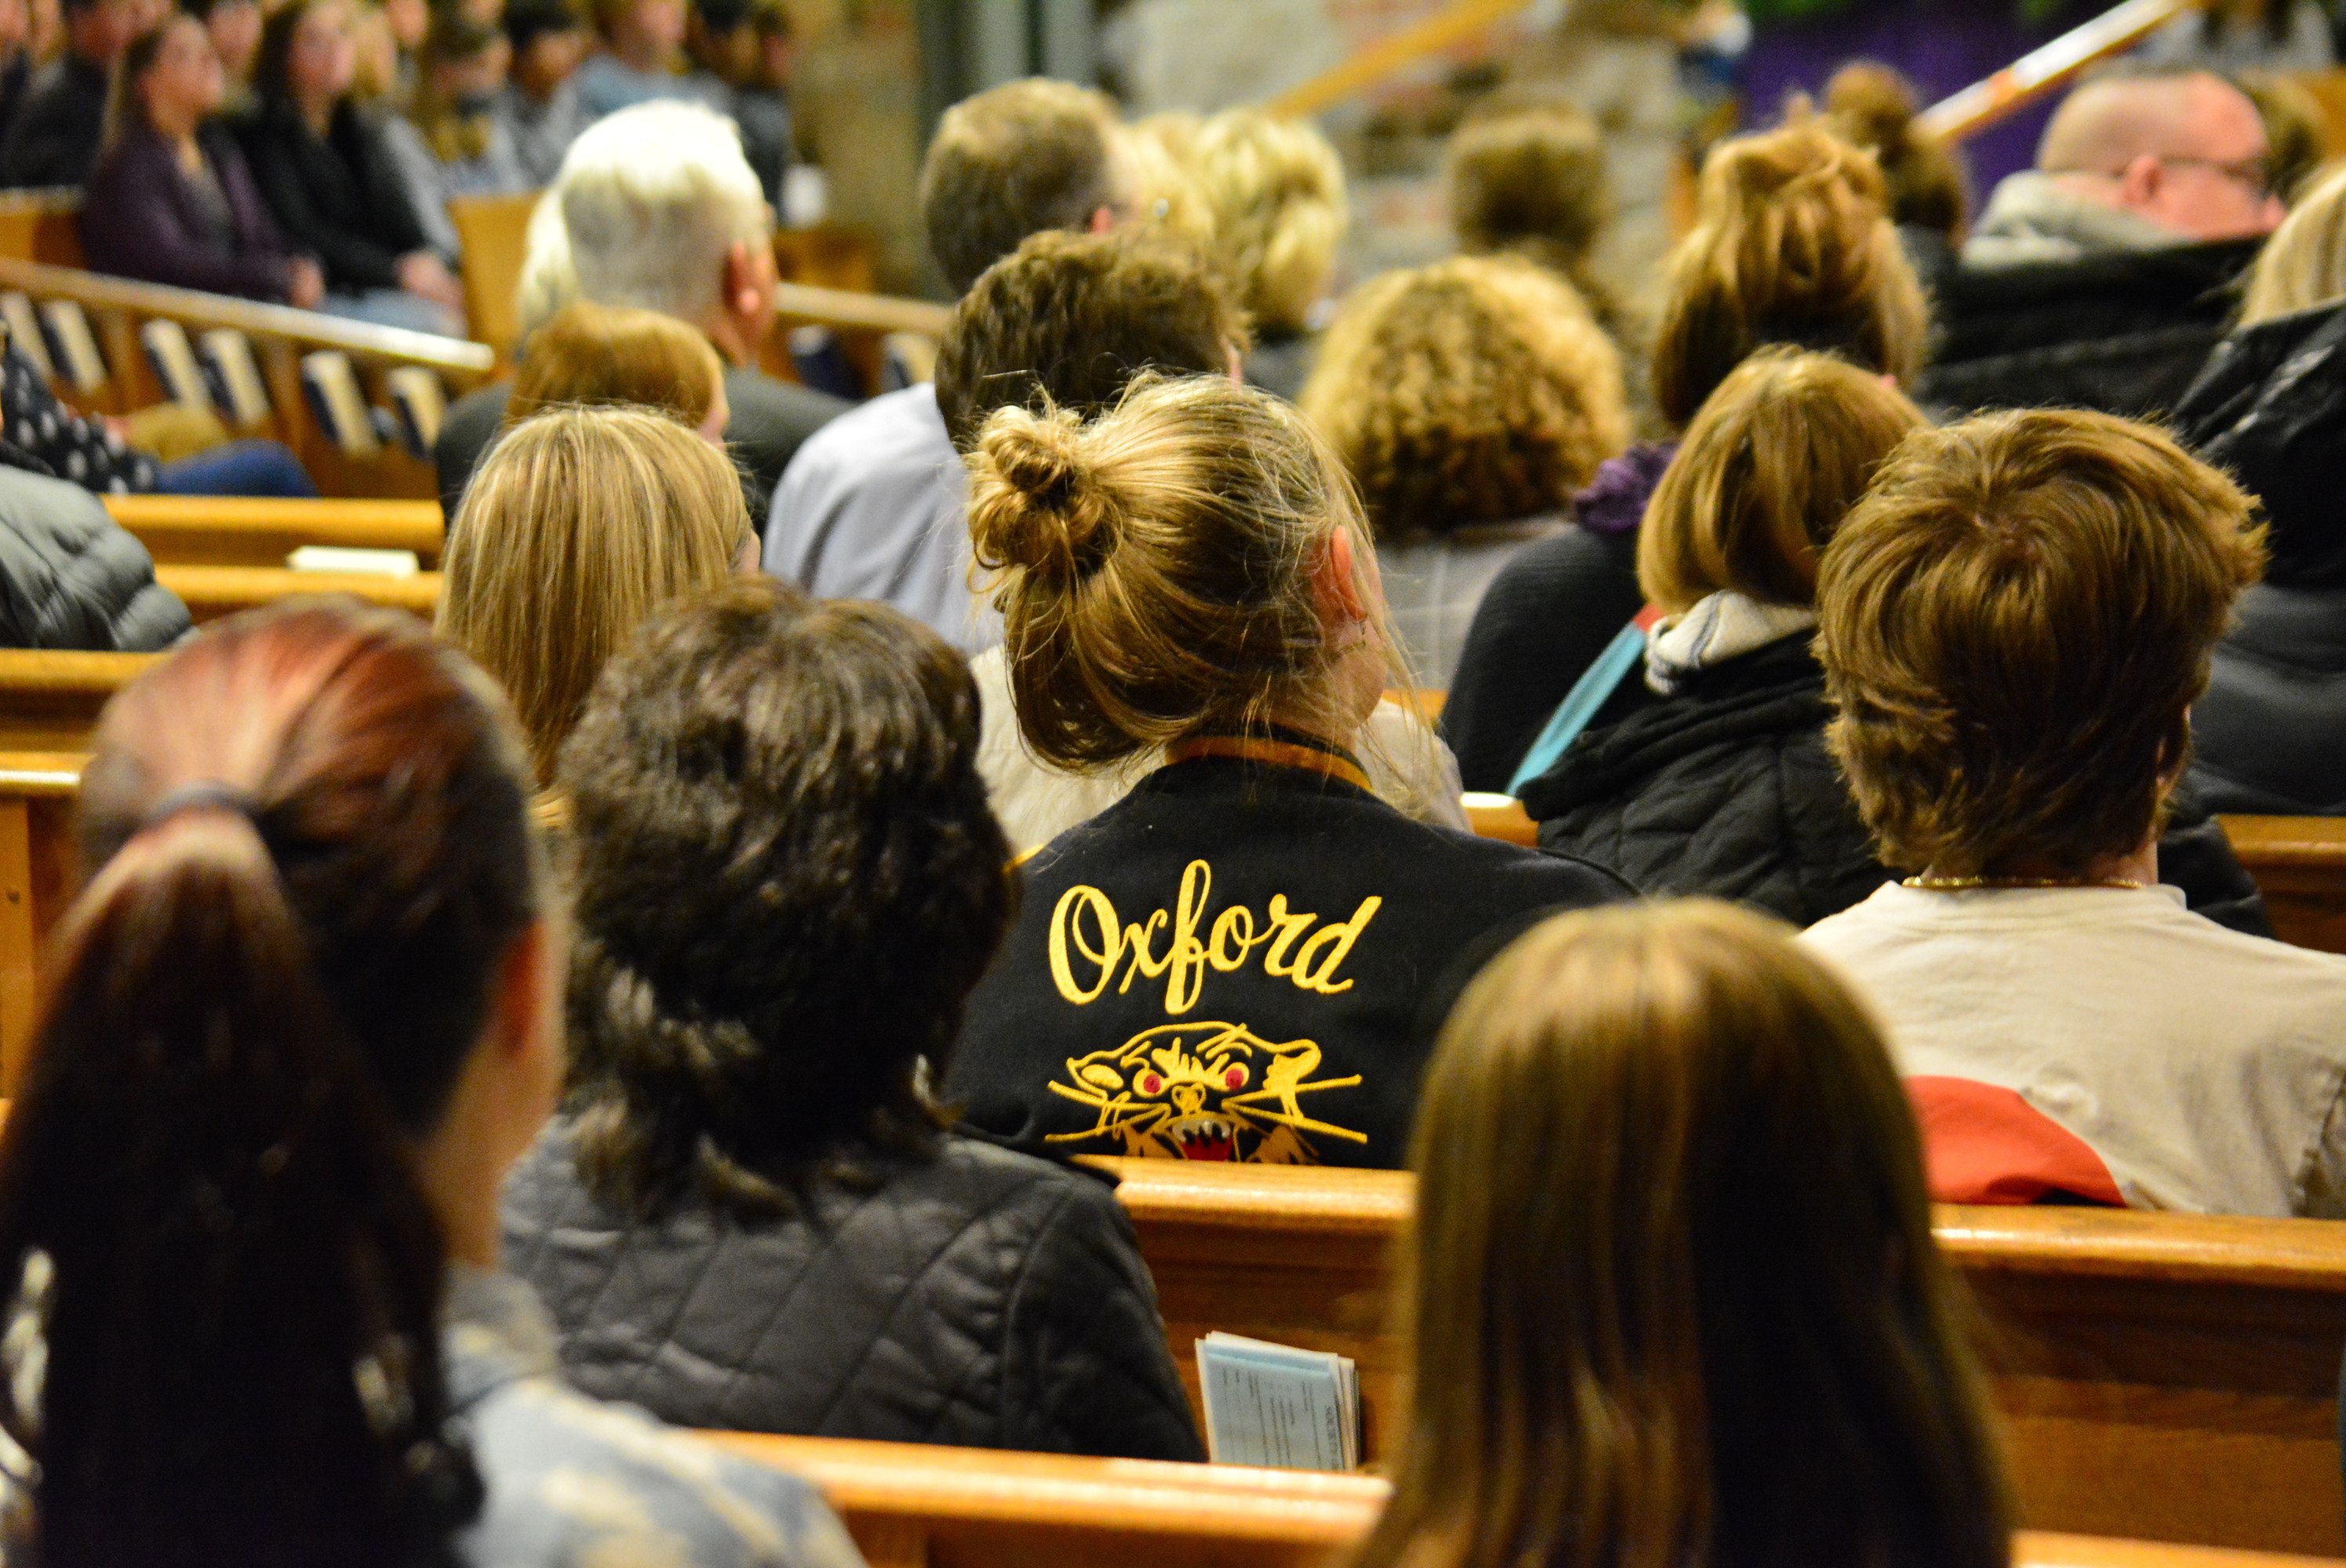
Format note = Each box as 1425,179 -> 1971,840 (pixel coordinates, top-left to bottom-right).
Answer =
2054,154 -> 2273,201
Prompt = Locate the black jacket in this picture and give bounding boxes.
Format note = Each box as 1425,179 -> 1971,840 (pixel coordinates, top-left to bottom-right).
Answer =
434,368 -> 848,523
501,1120 -> 1204,1461
0,53 -> 104,189
2191,585 -> 2346,816
2174,297 -> 2346,816
1916,238 -> 2257,419
947,748 -> 1635,1168
239,100 -> 433,291
1523,637 -> 2273,934
0,464 -> 187,649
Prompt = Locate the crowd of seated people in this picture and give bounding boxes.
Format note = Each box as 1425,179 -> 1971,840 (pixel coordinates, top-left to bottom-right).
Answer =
13,34 -> 2346,1568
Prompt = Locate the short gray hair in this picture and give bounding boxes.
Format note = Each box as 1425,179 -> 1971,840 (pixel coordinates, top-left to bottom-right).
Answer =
550,101 -> 769,325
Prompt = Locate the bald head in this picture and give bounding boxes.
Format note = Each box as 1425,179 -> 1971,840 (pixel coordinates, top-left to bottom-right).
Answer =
2038,71 -> 2282,242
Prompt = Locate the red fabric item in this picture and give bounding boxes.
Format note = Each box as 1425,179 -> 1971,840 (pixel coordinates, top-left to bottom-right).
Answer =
1905,1076 -> 2126,1207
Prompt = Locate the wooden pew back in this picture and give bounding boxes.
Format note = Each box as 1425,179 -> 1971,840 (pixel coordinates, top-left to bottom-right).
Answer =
702,1432 -> 2343,1568
154,564 -> 441,626
0,751 -> 78,1088
1089,1157 -> 2346,1556
105,495 -> 444,569
2219,816 -> 2346,955
0,652 -> 152,753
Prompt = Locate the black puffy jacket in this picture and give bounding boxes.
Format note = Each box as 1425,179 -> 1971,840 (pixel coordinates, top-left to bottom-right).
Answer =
0,464 -> 187,651
2192,584 -> 2346,815
2174,297 -> 2346,816
1917,238 -> 2257,420
1522,637 -> 2273,933
501,1119 -> 1205,1462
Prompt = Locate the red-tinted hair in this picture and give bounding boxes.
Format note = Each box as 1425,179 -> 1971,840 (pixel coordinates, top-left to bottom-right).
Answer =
0,597 -> 542,1567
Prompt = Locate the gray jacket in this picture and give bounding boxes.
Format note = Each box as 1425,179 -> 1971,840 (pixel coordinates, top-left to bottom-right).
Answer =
502,1120 -> 1205,1462
0,465 -> 187,651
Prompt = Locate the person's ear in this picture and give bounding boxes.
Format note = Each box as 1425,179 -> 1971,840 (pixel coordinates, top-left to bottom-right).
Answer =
1088,204 -> 1116,234
1311,526 -> 1371,627
488,916 -> 563,1100
2115,152 -> 2164,211
724,238 -> 762,319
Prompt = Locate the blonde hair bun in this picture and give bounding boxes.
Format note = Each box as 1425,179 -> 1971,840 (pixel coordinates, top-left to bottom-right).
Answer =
968,405 -> 1120,583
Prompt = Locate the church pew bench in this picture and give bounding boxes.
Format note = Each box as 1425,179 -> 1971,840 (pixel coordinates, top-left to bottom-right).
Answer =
703,1431 -> 2344,1568
0,750 -> 79,1089
153,565 -> 441,626
1087,1157 -> 2346,1555
105,495 -> 443,569
2218,816 -> 2346,956
0,651 -> 152,753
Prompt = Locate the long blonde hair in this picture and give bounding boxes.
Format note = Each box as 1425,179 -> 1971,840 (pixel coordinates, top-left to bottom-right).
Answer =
2241,162 -> 2346,325
438,405 -> 749,782
1189,108 -> 1349,338
1357,900 -> 2010,1568
965,374 -> 1400,769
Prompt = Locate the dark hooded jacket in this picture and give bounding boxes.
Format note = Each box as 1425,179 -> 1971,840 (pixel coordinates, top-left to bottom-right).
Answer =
1522,635 -> 2273,933
0,463 -> 187,651
2177,297 -> 2346,816
1917,236 -> 2257,419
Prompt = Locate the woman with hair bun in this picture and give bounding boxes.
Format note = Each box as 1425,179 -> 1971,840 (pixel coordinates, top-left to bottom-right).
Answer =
1440,118 -> 1929,794
943,376 -> 1632,1171
0,598 -> 859,1567
503,579 -> 1203,1461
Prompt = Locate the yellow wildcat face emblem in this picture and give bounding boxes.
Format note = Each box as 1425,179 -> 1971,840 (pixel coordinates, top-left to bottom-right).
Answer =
1045,1021 -> 1365,1163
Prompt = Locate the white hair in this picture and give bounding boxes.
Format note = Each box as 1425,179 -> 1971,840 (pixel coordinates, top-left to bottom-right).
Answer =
514,188 -> 578,339
539,100 -> 768,326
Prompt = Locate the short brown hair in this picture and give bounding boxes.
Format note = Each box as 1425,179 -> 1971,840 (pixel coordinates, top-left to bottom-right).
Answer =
919,78 -> 1126,295
1653,121 -> 1928,428
502,300 -> 723,430
1447,96 -> 1613,280
967,374 -> 1387,768
1818,409 -> 2267,877
933,229 -> 1245,451
1638,349 -> 1923,612
559,579 -> 1012,1218
1824,63 -> 1971,238
1357,900 -> 2008,1568
1302,253 -> 1629,538
438,405 -> 751,784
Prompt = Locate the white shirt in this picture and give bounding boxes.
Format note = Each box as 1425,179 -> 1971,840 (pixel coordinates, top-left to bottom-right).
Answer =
1802,880 -> 2346,1216
762,383 -> 999,652
971,644 -> 1468,856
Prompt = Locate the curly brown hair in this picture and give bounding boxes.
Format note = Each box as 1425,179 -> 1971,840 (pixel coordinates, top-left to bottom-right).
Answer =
1818,409 -> 2267,878
1301,252 -> 1630,539
1653,120 -> 1928,428
1824,63 -> 1971,239
557,579 -> 1014,1218
1445,96 -> 1618,319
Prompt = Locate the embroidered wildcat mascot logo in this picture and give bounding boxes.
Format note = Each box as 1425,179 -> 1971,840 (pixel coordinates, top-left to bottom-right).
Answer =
1045,1021 -> 1365,1163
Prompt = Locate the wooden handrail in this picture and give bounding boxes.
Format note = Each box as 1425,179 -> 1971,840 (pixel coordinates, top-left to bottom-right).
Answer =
1266,0 -> 1534,119
0,257 -> 496,381
771,280 -> 951,339
1917,0 -> 2205,140
104,495 -> 443,568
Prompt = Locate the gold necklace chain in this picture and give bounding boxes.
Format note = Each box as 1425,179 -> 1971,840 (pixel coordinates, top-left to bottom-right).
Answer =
1900,874 -> 2150,891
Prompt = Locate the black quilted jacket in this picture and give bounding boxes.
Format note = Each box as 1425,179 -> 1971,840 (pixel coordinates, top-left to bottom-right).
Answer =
1521,637 -> 2273,934
501,1119 -> 1205,1461
0,464 -> 187,651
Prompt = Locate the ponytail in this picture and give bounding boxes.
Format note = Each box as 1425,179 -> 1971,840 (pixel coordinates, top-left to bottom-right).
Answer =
0,802 -> 478,1568
0,601 -> 539,1568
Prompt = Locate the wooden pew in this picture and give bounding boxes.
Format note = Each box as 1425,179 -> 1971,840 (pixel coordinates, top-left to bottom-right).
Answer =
1090,1157 -> 2346,1556
703,1431 -> 2340,1568
104,495 -> 443,569
0,651 -> 151,753
154,565 -> 441,625
2220,816 -> 2346,956
0,750 -> 78,1088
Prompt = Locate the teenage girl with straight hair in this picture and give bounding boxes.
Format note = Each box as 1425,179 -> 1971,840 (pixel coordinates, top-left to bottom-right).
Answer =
0,598 -> 858,1568
1358,899 -> 2011,1568
943,375 -> 1630,1170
